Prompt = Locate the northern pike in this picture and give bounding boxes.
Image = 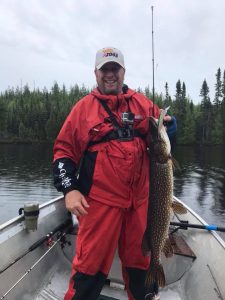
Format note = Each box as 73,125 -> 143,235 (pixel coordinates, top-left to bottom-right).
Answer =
142,109 -> 186,288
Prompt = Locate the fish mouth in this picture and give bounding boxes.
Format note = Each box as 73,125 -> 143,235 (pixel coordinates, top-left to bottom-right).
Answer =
149,116 -> 171,159
150,107 -> 170,135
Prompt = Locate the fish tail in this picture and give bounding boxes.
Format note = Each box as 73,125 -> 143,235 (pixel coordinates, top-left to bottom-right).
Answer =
145,263 -> 166,288
171,200 -> 187,214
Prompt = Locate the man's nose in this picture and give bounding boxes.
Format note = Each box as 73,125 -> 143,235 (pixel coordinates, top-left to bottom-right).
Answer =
104,70 -> 115,77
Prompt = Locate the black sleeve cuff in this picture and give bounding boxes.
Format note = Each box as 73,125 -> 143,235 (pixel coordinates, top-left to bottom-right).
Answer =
53,158 -> 79,196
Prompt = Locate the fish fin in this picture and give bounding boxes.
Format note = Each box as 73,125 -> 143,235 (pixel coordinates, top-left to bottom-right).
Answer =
171,200 -> 187,214
171,157 -> 181,171
145,263 -> 166,288
162,238 -> 174,258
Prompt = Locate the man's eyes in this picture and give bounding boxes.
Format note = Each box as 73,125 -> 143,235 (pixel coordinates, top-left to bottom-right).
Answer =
101,67 -> 120,72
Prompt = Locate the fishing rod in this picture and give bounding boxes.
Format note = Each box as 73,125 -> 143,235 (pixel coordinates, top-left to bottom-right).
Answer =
0,219 -> 73,275
151,5 -> 155,107
170,221 -> 225,233
0,224 -> 73,300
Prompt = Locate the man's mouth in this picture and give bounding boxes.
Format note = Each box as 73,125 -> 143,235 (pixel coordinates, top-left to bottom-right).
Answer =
105,80 -> 116,85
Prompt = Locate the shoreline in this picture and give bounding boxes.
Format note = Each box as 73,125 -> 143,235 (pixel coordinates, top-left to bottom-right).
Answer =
0,139 -> 53,145
0,139 -> 224,146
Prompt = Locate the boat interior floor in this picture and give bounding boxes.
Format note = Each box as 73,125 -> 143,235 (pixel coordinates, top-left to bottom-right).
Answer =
35,267 -> 128,300
34,267 -> 183,300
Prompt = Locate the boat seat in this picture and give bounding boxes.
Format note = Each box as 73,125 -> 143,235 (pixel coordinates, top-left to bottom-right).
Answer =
169,233 -> 196,259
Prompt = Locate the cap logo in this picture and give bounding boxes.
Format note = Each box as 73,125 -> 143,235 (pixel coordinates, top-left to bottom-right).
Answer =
102,48 -> 118,58
95,47 -> 124,69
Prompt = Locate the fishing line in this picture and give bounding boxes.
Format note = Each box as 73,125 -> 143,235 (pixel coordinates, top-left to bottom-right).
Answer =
0,226 -> 71,299
0,219 -> 71,275
207,264 -> 224,300
151,5 -> 155,117
165,259 -> 194,287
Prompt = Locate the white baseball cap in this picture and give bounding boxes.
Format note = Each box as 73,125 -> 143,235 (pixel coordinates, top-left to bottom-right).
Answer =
95,47 -> 125,70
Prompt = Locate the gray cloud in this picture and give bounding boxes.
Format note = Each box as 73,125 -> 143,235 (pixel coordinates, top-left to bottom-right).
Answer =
0,0 -> 224,103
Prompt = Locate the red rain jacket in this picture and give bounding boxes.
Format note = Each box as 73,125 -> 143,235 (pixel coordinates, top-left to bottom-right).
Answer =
53,88 -> 159,209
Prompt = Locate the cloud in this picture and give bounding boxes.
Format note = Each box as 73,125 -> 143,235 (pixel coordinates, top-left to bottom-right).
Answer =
0,0 -> 225,103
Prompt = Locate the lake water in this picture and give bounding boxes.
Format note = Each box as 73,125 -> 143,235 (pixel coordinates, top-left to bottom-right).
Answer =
0,144 -> 59,224
0,143 -> 225,239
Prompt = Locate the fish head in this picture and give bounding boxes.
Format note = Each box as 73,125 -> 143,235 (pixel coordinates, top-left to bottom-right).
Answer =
149,109 -> 171,162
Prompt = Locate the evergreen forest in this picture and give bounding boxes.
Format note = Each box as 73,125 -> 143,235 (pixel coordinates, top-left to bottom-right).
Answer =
0,68 -> 225,145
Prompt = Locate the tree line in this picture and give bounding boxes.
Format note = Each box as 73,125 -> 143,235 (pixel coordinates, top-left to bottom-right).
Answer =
0,67 -> 225,145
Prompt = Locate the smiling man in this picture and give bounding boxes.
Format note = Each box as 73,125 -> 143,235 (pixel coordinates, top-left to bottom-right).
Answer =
53,47 -> 176,300
95,47 -> 125,95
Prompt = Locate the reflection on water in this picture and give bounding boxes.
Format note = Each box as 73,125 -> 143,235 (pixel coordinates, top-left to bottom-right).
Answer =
173,146 -> 225,240
0,144 -> 225,240
0,144 -> 59,224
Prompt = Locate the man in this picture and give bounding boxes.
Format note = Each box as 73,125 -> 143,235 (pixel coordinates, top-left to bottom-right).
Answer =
53,47 -> 176,300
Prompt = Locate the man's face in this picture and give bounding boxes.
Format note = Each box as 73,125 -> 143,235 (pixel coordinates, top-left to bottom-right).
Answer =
95,62 -> 125,95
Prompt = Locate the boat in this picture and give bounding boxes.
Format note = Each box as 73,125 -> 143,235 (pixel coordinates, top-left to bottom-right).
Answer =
0,195 -> 225,300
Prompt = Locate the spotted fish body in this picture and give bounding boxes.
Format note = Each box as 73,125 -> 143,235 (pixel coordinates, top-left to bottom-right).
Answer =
142,112 -> 173,288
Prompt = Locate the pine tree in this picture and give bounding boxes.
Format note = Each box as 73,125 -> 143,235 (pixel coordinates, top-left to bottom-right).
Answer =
1,77 -> 225,144
180,102 -> 196,144
222,70 -> 225,103
0,97 -> 7,134
165,82 -> 169,100
144,86 -> 151,99
200,79 -> 211,143
210,113 -> 223,144
200,80 -> 210,103
182,82 -> 186,99
174,80 -> 188,141
214,68 -> 222,108
164,82 -> 172,107
175,80 -> 182,101
220,70 -> 225,143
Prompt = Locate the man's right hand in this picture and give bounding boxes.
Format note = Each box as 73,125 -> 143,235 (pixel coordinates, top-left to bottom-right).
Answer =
65,190 -> 90,217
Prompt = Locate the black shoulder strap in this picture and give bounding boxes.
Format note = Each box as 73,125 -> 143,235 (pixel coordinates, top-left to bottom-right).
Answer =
85,97 -> 146,149
97,99 -> 121,130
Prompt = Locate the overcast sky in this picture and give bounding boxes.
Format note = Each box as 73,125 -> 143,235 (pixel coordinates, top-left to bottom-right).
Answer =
0,0 -> 225,104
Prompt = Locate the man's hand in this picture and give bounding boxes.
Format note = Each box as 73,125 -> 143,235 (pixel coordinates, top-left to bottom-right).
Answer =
163,115 -> 172,122
163,115 -> 177,138
65,190 -> 90,217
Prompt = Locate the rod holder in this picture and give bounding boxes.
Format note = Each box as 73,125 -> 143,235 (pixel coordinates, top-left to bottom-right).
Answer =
19,202 -> 39,231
